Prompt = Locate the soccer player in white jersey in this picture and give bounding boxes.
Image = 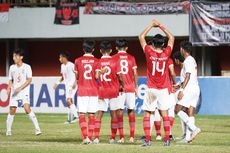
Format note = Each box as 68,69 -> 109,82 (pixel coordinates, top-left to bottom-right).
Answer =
54,52 -> 79,124
6,49 -> 41,136
174,41 -> 201,143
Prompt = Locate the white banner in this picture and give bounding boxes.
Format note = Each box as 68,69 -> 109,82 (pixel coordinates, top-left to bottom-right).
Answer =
0,77 -> 73,113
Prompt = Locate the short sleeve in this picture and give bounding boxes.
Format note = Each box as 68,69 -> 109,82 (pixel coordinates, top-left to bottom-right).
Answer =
164,46 -> 172,56
71,63 -> 75,73
115,59 -> 121,74
9,66 -> 13,80
95,61 -> 101,72
168,58 -> 174,67
27,65 -> 32,78
132,56 -> 137,69
94,59 -> 100,72
144,45 -> 152,54
74,59 -> 78,73
184,58 -> 193,74
60,65 -> 63,74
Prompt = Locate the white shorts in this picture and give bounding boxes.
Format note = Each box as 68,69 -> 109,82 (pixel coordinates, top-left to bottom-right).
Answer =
176,86 -> 200,108
9,90 -> 30,107
118,92 -> 136,110
98,98 -> 118,112
142,88 -> 171,112
169,93 -> 177,108
65,86 -> 77,99
77,96 -> 98,113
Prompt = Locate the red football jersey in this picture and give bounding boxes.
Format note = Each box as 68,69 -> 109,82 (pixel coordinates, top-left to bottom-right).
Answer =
74,54 -> 98,96
96,55 -> 120,99
113,51 -> 137,92
144,45 -> 172,89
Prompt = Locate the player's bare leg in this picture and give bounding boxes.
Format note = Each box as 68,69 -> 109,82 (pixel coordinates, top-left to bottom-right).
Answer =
116,109 -> 124,144
127,109 -> 135,143
175,104 -> 201,142
159,110 -> 171,146
66,98 -> 79,123
23,103 -> 41,135
110,110 -> 118,144
94,111 -> 104,144
142,111 -> 152,147
6,106 -> 17,136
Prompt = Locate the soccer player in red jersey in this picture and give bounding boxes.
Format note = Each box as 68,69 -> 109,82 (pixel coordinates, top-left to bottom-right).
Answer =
74,40 -> 98,145
113,39 -> 138,143
139,19 -> 175,146
94,41 -> 123,144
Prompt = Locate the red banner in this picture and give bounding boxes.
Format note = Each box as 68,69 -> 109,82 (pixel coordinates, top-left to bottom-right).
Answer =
0,4 -> 9,12
54,2 -> 79,25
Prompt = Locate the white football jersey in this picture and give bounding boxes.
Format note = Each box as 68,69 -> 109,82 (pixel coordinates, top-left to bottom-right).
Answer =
180,56 -> 199,87
9,63 -> 32,94
61,61 -> 76,87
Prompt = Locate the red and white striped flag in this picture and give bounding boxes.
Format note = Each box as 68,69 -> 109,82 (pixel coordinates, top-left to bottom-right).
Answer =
0,4 -> 9,23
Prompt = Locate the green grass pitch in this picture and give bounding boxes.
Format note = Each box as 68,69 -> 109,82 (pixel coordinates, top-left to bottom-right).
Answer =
0,114 -> 230,153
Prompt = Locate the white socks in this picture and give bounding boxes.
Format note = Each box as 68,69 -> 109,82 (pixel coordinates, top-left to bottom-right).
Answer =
150,114 -> 155,134
69,104 -> 79,118
67,108 -> 71,121
28,111 -> 40,130
177,111 -> 197,131
185,116 -> 195,141
6,114 -> 14,132
180,119 -> 186,136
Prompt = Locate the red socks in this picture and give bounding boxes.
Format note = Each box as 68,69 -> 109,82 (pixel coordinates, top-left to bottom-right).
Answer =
143,117 -> 150,142
88,115 -> 95,140
163,116 -> 170,141
79,115 -> 87,139
169,117 -> 174,128
128,114 -> 135,138
117,114 -> 124,139
94,118 -> 101,139
111,117 -> 118,139
154,121 -> 162,136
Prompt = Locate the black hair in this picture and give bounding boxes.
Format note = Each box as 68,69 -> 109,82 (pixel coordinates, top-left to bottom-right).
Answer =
152,34 -> 165,48
83,40 -> 95,53
59,51 -> 70,60
100,41 -> 112,53
13,48 -> 24,57
115,39 -> 128,50
180,41 -> 192,54
173,52 -> 185,63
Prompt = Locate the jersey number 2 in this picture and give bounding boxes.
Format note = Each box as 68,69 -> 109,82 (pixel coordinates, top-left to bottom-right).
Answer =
84,64 -> 92,80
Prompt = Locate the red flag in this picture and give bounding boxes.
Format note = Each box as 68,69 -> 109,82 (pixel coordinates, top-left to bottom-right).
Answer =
0,4 -> 9,23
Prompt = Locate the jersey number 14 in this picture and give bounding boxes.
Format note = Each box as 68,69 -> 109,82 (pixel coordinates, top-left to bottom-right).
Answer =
152,61 -> 166,76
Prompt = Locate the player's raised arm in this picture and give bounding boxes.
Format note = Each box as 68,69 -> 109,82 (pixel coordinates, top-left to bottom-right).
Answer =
158,21 -> 175,50
138,22 -> 153,51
